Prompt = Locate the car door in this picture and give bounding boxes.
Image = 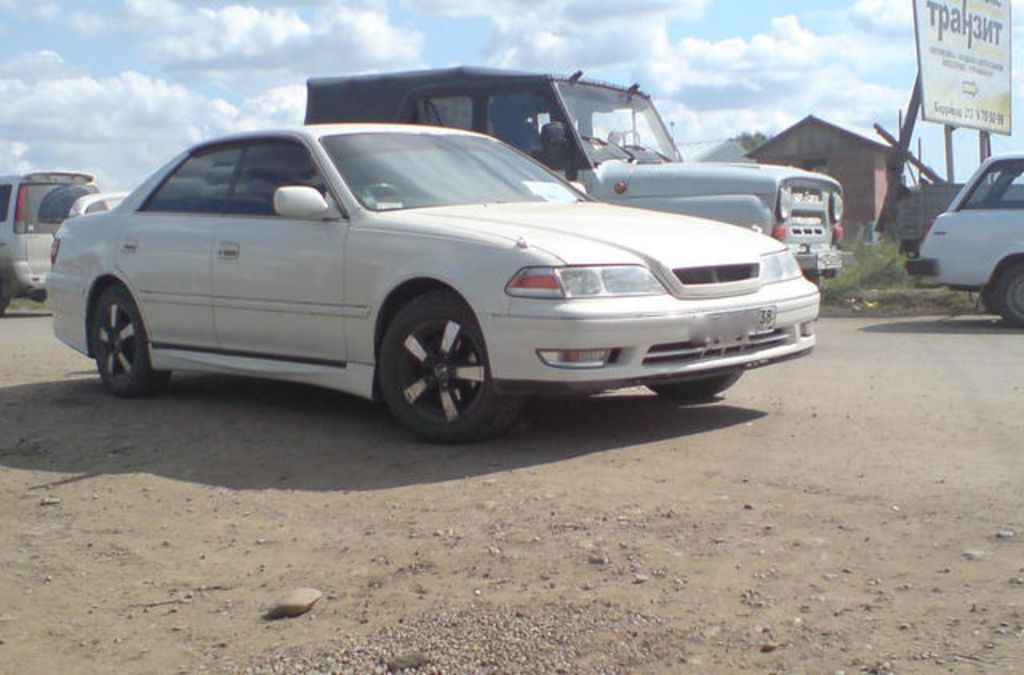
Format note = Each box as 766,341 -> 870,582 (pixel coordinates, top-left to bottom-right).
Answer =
117,147 -> 239,348
933,159 -> 1024,286
211,139 -> 348,365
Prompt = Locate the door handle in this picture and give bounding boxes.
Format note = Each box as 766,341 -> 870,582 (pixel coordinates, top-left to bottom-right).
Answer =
218,241 -> 240,260
122,239 -> 138,253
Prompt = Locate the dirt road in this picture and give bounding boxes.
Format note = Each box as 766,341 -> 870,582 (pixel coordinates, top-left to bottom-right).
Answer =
1,313 -> 1022,673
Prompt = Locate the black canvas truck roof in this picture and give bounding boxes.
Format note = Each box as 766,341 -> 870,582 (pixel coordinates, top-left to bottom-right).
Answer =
305,67 -> 553,124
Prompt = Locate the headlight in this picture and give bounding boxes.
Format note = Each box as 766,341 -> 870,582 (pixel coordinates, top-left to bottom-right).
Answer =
760,250 -> 802,283
830,192 -> 844,223
506,265 -> 667,298
777,185 -> 794,222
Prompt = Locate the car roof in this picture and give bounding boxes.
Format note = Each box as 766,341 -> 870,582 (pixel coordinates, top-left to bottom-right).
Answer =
189,123 -> 488,153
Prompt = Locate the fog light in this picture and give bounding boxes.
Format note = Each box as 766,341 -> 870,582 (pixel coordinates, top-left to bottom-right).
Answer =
800,321 -> 816,338
537,348 -> 613,369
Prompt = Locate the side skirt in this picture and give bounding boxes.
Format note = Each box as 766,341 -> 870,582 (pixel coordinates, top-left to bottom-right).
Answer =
148,346 -> 376,400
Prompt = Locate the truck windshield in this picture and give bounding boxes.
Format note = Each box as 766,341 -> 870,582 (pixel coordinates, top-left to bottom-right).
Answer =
555,82 -> 681,165
321,132 -> 581,211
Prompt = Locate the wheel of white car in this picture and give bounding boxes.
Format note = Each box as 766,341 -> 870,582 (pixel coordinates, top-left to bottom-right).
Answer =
648,371 -> 743,403
90,285 -> 170,397
379,291 -> 522,443
0,279 -> 9,317
995,263 -> 1024,326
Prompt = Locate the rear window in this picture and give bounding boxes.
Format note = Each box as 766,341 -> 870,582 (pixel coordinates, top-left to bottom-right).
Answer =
38,185 -> 97,224
0,185 -> 11,222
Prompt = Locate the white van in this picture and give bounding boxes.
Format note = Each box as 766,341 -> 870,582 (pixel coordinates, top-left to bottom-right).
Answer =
0,172 -> 97,316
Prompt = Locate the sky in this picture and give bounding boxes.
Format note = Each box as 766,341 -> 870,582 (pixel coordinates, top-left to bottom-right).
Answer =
0,0 -> 1021,190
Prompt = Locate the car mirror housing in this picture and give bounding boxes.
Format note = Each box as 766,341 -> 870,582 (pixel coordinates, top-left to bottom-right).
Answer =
273,185 -> 337,220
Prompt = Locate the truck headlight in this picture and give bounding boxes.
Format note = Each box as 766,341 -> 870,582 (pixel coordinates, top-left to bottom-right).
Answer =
760,250 -> 802,283
777,185 -> 794,222
506,265 -> 667,298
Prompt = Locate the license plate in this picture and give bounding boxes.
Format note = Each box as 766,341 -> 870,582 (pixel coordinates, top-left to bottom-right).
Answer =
691,307 -> 777,347
816,251 -> 843,270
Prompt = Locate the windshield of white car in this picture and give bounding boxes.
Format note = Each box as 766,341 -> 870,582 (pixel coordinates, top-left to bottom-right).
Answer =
555,82 -> 681,166
321,133 -> 581,212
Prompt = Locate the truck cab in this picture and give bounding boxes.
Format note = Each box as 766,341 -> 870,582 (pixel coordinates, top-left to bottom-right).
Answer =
0,172 -> 97,315
305,67 -> 849,281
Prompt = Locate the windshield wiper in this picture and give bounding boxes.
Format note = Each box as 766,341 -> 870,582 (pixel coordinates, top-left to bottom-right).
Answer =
580,135 -> 635,164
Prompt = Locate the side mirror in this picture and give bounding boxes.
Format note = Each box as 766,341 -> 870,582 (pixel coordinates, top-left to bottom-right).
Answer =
273,186 -> 336,220
540,121 -> 570,171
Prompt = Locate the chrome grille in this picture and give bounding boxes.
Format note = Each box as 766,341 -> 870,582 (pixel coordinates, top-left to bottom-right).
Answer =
674,263 -> 759,286
643,329 -> 790,366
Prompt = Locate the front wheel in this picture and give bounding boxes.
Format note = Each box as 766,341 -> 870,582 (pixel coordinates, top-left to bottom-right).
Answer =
379,291 -> 522,443
90,285 -> 170,397
995,263 -> 1024,326
648,372 -> 744,403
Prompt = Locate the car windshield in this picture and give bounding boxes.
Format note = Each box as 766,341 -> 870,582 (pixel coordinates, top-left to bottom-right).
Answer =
320,133 -> 581,212
555,82 -> 681,165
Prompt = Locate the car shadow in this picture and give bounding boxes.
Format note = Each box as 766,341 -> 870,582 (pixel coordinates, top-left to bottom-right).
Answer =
0,311 -> 53,319
860,316 -> 1024,335
0,374 -> 765,493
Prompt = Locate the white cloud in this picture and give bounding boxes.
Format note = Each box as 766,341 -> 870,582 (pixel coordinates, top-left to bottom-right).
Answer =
848,0 -> 914,38
0,0 -> 60,21
0,58 -> 303,190
120,0 -> 423,89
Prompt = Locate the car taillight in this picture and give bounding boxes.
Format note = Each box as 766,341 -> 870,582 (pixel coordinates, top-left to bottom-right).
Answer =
771,225 -> 787,241
832,224 -> 845,244
50,237 -> 61,265
13,184 -> 27,231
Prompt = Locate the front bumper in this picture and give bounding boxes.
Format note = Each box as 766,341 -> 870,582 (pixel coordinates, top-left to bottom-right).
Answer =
484,279 -> 819,396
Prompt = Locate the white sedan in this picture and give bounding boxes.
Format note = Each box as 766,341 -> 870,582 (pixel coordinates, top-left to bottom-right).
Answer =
50,124 -> 819,442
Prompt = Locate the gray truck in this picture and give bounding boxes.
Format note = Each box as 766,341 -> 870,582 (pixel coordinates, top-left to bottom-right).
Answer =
305,67 -> 849,280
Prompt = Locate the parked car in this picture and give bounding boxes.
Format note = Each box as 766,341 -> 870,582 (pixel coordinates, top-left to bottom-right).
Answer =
0,172 -> 97,315
907,155 -> 1024,325
68,191 -> 128,218
49,125 -> 819,442
305,67 -> 851,281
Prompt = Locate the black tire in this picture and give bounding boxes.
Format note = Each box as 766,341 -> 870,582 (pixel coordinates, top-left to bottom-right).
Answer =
379,291 -> 522,443
981,285 -> 1003,316
648,371 -> 744,403
0,280 -> 9,317
90,285 -> 170,397
995,263 -> 1024,326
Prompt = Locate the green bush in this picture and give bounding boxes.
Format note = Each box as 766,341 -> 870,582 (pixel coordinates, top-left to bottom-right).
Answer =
821,239 -> 912,303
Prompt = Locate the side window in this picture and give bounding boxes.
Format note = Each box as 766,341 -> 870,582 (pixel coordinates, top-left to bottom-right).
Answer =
414,96 -> 473,130
487,92 -> 554,156
143,147 -> 243,214
226,142 -> 326,216
0,185 -> 11,222
963,160 -> 1024,210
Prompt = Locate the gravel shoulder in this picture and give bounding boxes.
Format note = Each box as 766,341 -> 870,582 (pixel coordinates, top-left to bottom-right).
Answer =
1,314 -> 1023,673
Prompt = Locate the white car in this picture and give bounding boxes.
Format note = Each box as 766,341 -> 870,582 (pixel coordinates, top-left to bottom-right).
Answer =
907,154 -> 1024,325
50,124 -> 819,442
68,191 -> 128,218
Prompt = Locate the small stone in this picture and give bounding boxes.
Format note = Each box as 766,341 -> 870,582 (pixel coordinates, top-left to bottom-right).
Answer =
264,588 -> 323,620
996,530 -> 1015,540
588,554 -> 608,566
633,574 -> 650,584
759,643 -> 780,653
387,651 -> 430,671
963,550 -> 985,561
39,497 -> 61,506
743,503 -> 754,510
1009,577 -> 1024,586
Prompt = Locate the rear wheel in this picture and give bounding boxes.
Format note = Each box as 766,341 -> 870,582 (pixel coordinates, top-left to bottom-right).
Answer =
90,285 -> 170,396
0,279 -> 9,317
648,372 -> 744,403
379,291 -> 522,443
995,263 -> 1024,326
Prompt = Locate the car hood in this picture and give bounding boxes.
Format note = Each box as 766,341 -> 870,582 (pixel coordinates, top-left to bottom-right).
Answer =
380,201 -> 785,270
595,160 -> 841,199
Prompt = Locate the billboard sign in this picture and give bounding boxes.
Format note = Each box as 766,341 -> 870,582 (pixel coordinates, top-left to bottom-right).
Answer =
913,0 -> 1012,135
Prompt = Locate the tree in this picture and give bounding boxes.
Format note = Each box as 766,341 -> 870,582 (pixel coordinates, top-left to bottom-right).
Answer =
733,132 -> 771,152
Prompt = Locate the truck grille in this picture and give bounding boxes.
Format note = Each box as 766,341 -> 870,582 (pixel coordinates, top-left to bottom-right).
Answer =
674,263 -> 759,286
643,329 -> 790,366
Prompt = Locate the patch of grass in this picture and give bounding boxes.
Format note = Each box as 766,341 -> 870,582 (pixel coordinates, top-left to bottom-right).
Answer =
821,240 -> 981,316
8,298 -> 49,312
